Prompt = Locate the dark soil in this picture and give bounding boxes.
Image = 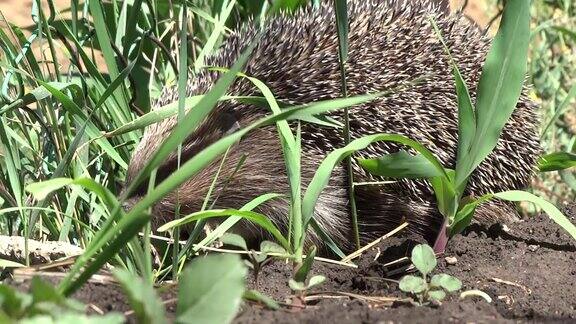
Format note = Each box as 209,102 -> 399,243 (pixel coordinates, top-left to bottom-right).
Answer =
5,204 -> 576,323
232,203 -> 576,324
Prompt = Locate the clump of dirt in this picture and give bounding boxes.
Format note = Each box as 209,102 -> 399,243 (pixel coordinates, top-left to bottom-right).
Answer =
5,204 -> 576,323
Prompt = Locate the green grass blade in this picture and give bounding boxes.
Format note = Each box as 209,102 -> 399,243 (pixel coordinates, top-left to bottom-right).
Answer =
193,0 -> 236,73
537,152 -> 576,172
193,193 -> 284,252
333,0 -> 348,64
37,81 -> 127,168
126,92 -> 383,226
333,0 -> 360,251
449,193 -> 493,236
88,0 -> 130,118
541,83 -> 576,136
157,209 -> 290,250
358,150 -> 444,179
455,0 -> 531,187
494,190 -> 576,241
104,95 -> 267,137
429,18 -> 476,189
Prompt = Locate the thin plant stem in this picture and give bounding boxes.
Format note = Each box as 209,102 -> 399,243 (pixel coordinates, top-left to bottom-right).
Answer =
432,218 -> 449,254
172,2 -> 188,280
333,0 -> 360,250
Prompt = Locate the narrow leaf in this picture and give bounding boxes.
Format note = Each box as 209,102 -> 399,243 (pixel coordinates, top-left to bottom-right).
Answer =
537,152 -> 576,172
358,150 -> 443,179
157,209 -> 290,251
494,191 -> 576,241
456,0 -> 531,186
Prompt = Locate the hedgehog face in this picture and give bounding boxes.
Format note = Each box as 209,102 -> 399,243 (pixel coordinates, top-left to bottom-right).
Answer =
122,102 -> 290,234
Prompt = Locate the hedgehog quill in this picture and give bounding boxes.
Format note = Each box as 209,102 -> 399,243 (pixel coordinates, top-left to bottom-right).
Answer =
124,1 -> 540,252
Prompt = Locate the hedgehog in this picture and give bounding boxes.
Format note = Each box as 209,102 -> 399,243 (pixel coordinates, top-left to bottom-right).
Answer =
124,0 -> 540,251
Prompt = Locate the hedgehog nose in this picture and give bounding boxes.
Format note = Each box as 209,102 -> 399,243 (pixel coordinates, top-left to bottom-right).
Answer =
121,201 -> 131,212
122,198 -> 137,212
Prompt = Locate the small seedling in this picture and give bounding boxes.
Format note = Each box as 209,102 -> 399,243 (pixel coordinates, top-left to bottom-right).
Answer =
399,244 -> 462,305
0,277 -> 123,323
220,233 -> 286,285
288,246 -> 325,303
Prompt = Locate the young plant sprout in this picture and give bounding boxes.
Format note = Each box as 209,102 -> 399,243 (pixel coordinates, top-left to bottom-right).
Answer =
399,244 -> 462,305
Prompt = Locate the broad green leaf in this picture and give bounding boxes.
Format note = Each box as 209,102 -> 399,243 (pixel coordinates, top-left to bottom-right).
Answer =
0,284 -> 32,317
307,275 -> 326,289
358,150 -> 443,179
429,169 -> 458,219
260,241 -> 286,255
494,191 -> 576,241
220,233 -> 248,250
113,269 -> 166,324
177,254 -> 246,324
431,274 -> 462,292
288,279 -> 306,291
427,289 -> 447,301
398,275 -> 427,294
20,313 -> 125,324
455,0 -> 531,187
411,244 -> 437,276
30,277 -> 84,312
537,152 -> 576,172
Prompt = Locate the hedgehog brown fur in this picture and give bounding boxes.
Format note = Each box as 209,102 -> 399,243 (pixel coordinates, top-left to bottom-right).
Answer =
124,0 -> 541,251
